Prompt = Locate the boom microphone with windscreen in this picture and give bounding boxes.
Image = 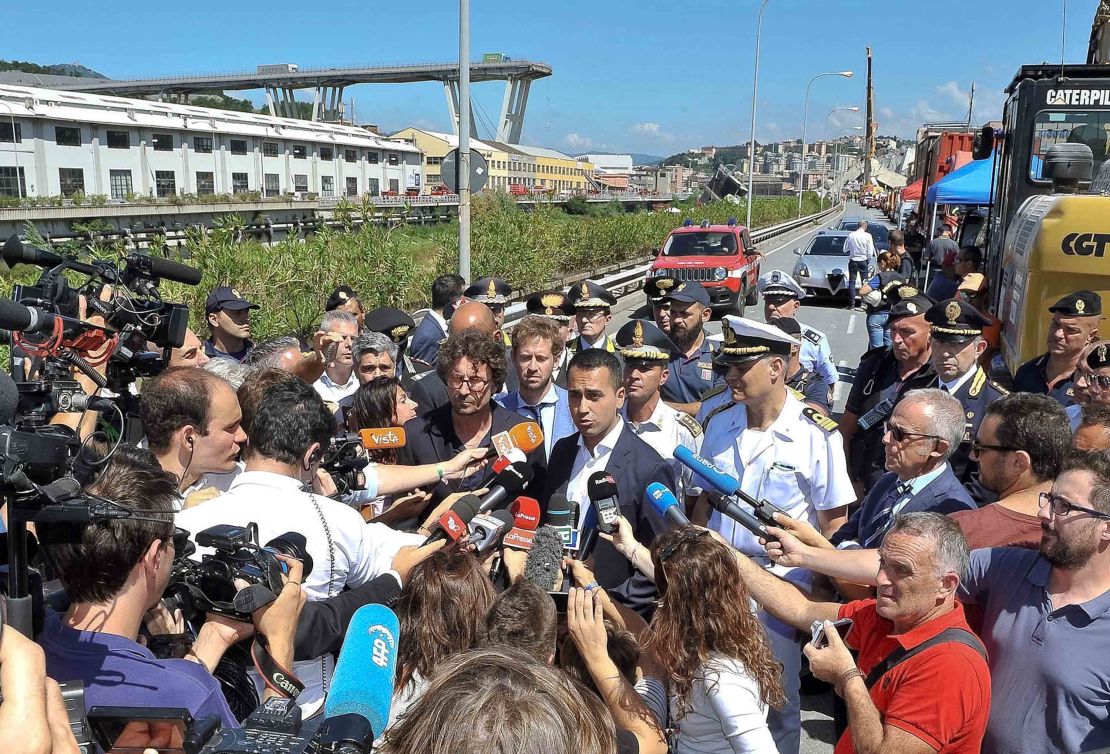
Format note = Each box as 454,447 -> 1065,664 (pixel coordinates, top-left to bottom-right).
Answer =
124,253 -> 203,286
522,525 -> 564,591
320,604 -> 400,754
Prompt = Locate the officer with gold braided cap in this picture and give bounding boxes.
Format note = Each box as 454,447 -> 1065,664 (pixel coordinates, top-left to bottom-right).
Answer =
466,276 -> 514,347
924,298 -> 1008,495
526,289 -> 576,387
693,315 -> 854,754
614,319 -> 703,497
566,280 -> 618,353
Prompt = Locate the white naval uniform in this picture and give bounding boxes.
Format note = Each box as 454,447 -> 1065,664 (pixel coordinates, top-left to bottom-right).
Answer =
622,398 -> 703,497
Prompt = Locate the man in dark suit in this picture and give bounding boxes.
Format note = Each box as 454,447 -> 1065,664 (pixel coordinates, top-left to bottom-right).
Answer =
398,327 -> 542,509
408,273 -> 466,364
832,388 -> 976,551
409,301 -> 518,412
540,349 -> 675,617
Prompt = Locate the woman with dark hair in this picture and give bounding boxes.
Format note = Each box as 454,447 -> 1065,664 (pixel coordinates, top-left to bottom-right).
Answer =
389,550 -> 496,728
640,527 -> 785,754
348,376 -> 418,464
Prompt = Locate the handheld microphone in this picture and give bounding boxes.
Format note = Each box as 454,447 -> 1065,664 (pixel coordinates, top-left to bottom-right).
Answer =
466,509 -> 515,555
422,494 -> 481,545
646,482 -> 692,530
321,604 -> 400,754
483,420 -> 543,459
587,471 -> 620,535
502,496 -> 541,551
545,494 -> 579,551
477,447 -> 526,489
706,491 -> 771,540
672,445 -> 790,526
475,461 -> 533,513
522,525 -> 564,591
357,427 -> 407,450
573,504 -> 600,561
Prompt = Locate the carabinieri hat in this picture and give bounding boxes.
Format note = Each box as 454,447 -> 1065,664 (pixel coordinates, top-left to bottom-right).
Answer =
567,279 -> 617,309
465,277 -> 513,306
525,290 -> 575,321
925,298 -> 992,343
1049,290 -> 1102,317
615,319 -> 680,361
714,315 -> 798,364
364,306 -> 416,344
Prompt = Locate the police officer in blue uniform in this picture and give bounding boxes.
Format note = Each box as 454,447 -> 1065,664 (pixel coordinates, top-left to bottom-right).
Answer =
772,317 -> 832,414
758,271 -> 839,388
924,298 -> 1009,492
656,281 -> 725,414
1013,290 -> 1102,408
840,286 -> 936,490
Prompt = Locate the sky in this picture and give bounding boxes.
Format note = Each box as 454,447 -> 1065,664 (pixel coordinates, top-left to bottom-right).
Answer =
4,0 -> 1102,156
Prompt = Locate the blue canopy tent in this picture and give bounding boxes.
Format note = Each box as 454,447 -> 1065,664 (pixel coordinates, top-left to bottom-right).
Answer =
926,155 -> 997,205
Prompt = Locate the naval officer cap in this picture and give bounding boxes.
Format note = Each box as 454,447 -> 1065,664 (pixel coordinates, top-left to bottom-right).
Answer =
364,306 -> 416,344
526,290 -> 575,321
925,298 -> 992,343
464,277 -> 513,306
1049,290 -> 1102,317
567,279 -> 617,309
714,315 -> 799,364
758,270 -> 807,300
644,275 -> 681,302
615,319 -> 680,362
887,283 -> 933,320
658,280 -> 711,307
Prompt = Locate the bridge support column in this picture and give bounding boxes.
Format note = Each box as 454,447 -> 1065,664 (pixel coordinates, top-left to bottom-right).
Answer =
496,77 -> 531,144
264,88 -> 278,117
443,80 -> 478,139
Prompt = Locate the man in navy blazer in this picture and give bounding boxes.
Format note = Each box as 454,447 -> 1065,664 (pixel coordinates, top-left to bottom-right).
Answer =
540,349 -> 675,617
497,315 -> 577,460
832,388 -> 976,550
408,273 -> 466,365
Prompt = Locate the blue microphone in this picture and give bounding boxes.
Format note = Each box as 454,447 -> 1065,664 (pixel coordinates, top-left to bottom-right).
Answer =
672,445 -> 789,526
321,604 -> 400,753
646,482 -> 691,529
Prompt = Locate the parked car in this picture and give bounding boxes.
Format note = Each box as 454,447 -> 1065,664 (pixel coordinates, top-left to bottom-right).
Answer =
792,231 -> 873,297
647,218 -> 762,315
836,217 -> 891,251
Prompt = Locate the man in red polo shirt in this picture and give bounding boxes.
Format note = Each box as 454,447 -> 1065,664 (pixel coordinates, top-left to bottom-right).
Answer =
728,512 -> 990,753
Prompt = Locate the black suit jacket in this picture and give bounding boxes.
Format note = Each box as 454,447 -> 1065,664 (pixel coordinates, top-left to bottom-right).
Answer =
540,424 -> 675,618
293,574 -> 402,660
397,402 -> 544,507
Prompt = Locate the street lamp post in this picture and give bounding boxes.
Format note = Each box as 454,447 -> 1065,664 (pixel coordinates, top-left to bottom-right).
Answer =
798,71 -> 853,216
821,107 -> 861,209
458,0 -> 472,280
745,0 -> 770,231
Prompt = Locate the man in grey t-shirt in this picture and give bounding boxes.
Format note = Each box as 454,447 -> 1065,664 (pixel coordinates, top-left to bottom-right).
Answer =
925,225 -> 959,268
958,451 -> 1110,754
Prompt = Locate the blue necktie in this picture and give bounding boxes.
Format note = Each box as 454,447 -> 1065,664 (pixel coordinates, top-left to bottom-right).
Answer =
863,481 -> 912,547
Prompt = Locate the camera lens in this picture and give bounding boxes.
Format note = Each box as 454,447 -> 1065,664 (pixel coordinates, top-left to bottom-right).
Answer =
264,532 -> 314,577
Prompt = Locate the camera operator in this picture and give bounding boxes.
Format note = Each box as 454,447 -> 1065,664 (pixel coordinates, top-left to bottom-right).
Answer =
176,375 -> 426,712
141,368 -> 247,501
36,447 -> 305,729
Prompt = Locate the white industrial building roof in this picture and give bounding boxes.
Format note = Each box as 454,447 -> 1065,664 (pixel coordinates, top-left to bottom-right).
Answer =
0,84 -> 420,153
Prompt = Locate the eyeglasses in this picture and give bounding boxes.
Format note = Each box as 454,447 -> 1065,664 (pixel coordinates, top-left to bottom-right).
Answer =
1090,374 -> 1110,390
969,441 -> 1018,457
487,305 -> 506,315
658,528 -> 709,562
883,421 -> 942,444
447,374 -> 491,391
1038,491 -> 1110,520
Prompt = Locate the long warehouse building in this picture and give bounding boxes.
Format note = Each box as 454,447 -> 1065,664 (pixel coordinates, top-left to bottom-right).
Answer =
0,84 -> 423,201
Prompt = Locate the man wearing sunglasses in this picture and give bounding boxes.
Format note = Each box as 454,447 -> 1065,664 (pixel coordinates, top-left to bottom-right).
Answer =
924,298 -> 1008,497
692,315 -> 853,754
1013,290 -> 1102,409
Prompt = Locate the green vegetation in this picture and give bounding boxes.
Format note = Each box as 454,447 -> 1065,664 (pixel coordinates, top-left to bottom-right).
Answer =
4,193 -> 823,341
0,60 -> 106,78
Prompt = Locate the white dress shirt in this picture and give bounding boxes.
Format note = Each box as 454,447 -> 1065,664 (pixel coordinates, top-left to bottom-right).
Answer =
622,398 -> 702,496
175,470 -> 423,713
567,419 -> 625,528
845,227 -> 877,262
313,369 -> 359,403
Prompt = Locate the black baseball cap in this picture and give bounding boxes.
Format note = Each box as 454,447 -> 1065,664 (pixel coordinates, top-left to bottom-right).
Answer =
205,286 -> 258,313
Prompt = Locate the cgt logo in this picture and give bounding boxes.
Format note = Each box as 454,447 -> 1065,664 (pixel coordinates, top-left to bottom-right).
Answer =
1062,232 -> 1110,257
